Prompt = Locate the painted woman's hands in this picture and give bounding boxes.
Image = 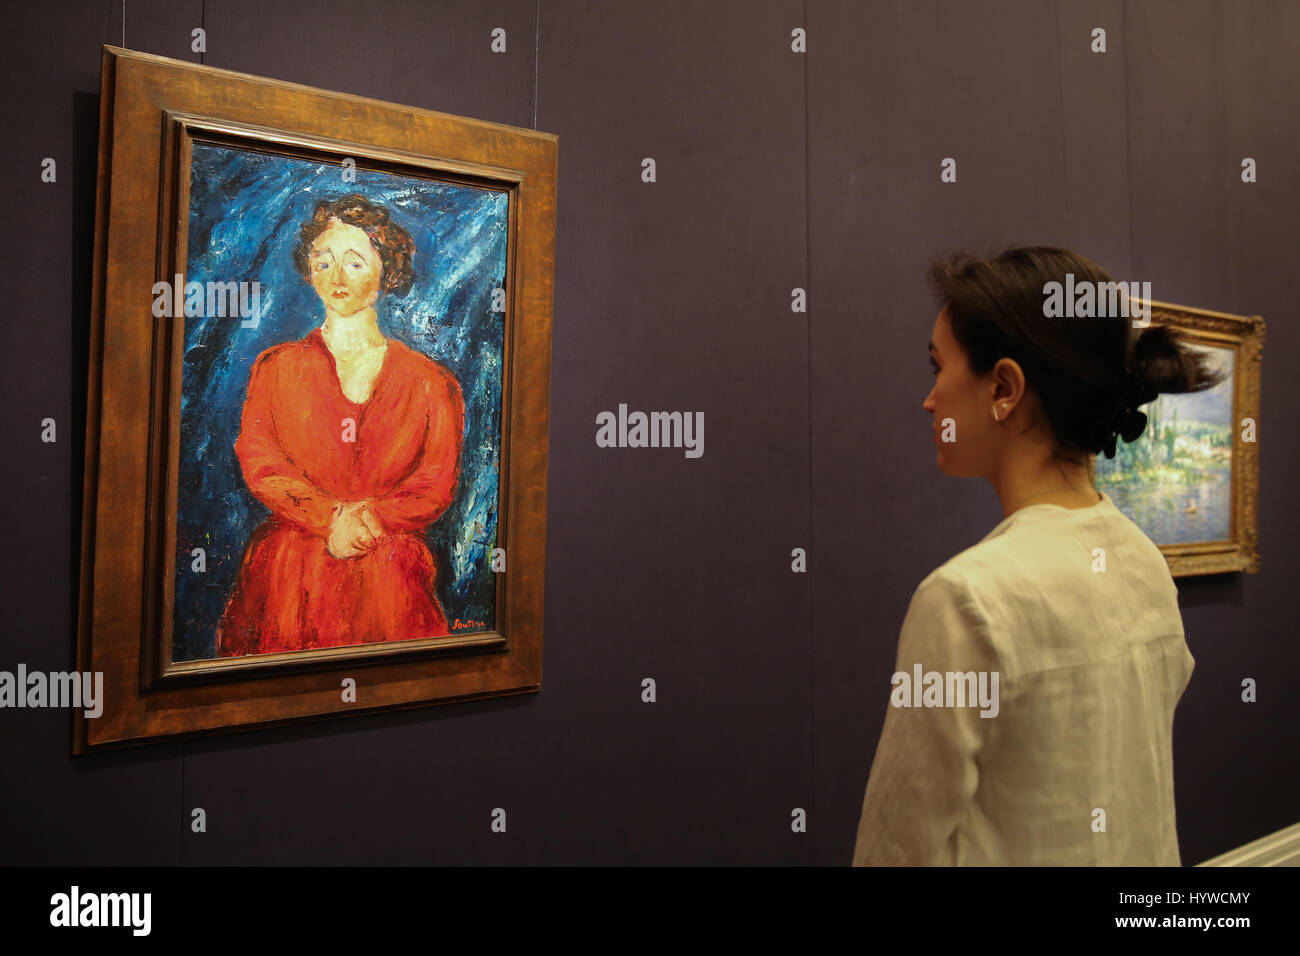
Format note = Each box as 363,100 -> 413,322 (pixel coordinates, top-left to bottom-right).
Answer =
326,499 -> 386,559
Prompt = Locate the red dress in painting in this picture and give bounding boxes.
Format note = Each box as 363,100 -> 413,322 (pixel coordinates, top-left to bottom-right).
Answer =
216,327 -> 465,656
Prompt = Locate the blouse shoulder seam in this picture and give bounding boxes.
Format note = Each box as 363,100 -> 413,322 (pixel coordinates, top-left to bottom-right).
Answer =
915,563 -> 1004,664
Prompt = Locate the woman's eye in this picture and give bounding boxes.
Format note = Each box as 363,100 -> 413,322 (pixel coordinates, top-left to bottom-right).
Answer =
315,261 -> 329,271
929,358 -> 939,375
347,262 -> 362,270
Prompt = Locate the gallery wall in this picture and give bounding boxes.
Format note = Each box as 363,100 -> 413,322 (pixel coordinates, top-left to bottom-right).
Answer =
1,0 -> 1295,864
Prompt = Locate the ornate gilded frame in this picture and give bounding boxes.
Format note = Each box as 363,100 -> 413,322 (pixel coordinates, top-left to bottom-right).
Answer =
1088,300 -> 1263,577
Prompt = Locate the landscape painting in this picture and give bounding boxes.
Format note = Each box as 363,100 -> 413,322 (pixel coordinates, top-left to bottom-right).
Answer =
1095,341 -> 1234,545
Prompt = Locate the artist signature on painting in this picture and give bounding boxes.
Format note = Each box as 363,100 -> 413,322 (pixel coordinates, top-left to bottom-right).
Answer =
451,619 -> 486,631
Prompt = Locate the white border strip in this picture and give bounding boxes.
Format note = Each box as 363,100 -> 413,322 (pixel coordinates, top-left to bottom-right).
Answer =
1197,820 -> 1300,866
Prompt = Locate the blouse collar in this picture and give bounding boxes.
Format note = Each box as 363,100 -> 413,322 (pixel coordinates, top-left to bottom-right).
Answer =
979,490 -> 1116,545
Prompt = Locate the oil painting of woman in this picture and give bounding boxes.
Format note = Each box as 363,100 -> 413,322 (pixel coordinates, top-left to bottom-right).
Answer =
215,194 -> 466,656
174,140 -> 507,665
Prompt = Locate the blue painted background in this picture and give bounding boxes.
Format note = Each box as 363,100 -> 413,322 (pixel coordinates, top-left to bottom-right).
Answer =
173,142 -> 507,662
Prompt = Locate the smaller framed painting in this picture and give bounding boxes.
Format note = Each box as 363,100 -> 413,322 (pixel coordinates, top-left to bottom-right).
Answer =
1089,300 -> 1263,577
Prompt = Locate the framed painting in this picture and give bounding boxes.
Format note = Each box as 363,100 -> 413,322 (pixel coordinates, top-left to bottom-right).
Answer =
1088,300 -> 1263,577
75,47 -> 556,750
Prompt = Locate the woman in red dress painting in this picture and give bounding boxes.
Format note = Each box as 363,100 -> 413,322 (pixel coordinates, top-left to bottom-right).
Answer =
216,194 -> 465,657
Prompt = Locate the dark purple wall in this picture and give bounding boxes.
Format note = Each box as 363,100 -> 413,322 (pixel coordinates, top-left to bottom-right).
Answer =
1,0 -> 1294,865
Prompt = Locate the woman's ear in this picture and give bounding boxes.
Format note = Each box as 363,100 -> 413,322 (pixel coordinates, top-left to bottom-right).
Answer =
991,357 -> 1026,410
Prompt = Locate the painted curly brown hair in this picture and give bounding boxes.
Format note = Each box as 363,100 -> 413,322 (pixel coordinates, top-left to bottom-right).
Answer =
293,193 -> 416,297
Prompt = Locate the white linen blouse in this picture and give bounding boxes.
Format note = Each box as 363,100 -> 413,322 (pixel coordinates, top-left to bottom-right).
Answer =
852,490 -> 1195,866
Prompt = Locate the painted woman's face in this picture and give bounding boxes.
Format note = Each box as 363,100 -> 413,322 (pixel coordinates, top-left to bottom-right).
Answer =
923,307 -> 997,478
307,218 -> 384,316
